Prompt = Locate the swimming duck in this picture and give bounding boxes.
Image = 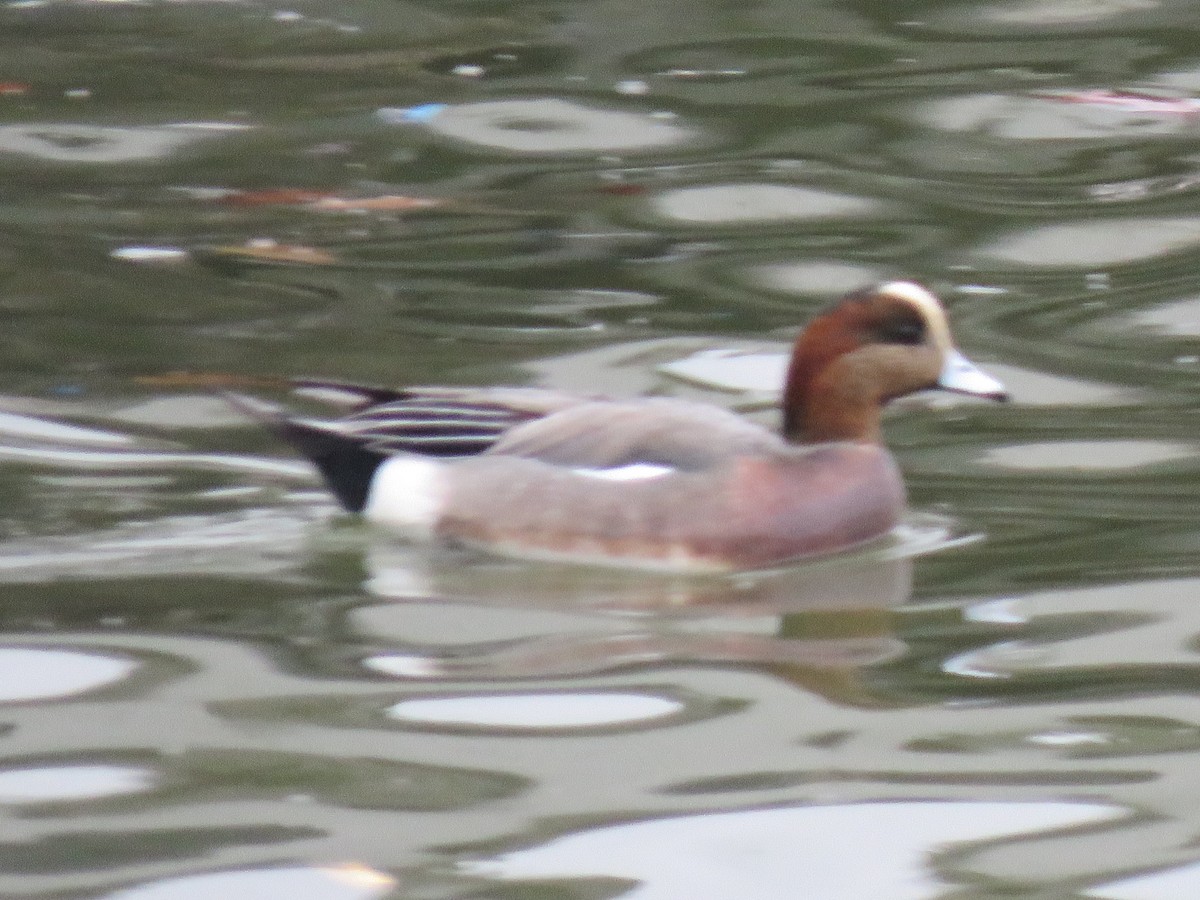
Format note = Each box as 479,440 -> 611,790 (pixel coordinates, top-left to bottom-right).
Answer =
231,281 -> 1006,572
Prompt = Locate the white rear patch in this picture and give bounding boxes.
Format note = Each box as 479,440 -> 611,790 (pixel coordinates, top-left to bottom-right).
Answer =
573,463 -> 675,482
363,456 -> 446,536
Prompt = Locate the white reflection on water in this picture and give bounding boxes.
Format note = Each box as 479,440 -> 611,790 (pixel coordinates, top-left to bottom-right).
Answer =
463,801 -> 1123,899
0,411 -> 134,446
978,363 -> 1130,407
979,0 -> 1157,26
652,184 -> 882,224
750,260 -> 886,296
0,647 -> 137,702
1127,296 -> 1200,336
1090,859 -> 1200,899
408,98 -> 693,154
385,692 -> 684,730
0,509 -> 317,581
0,422 -> 323,581
0,122 -> 249,163
0,443 -> 312,478
981,440 -> 1195,470
110,246 -> 191,264
943,640 -> 1052,679
109,395 -> 256,429
964,598 -> 1028,625
970,577 -> 1200,671
0,764 -> 155,803
104,864 -> 394,900
659,348 -> 787,394
909,93 -> 1193,140
1027,731 -> 1110,748
977,217 -> 1200,268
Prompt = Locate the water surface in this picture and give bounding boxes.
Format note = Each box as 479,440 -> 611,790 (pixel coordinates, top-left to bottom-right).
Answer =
4,0 -> 1200,897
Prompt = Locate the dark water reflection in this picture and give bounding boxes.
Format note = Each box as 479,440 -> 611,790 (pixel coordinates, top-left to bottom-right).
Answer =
8,0 -> 1200,897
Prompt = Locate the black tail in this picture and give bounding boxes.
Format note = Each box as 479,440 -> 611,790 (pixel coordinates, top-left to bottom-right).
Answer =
225,393 -> 388,513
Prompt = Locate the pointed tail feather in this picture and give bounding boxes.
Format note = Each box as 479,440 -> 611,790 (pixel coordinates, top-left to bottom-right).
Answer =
225,392 -> 387,513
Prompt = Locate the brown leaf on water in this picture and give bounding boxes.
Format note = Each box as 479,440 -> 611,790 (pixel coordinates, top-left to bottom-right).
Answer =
133,371 -> 291,390
218,189 -> 337,207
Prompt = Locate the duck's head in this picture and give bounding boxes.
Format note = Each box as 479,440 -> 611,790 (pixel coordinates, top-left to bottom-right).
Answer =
782,281 -> 1007,444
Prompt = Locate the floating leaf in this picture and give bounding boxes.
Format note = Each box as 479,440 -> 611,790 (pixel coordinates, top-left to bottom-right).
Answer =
218,188 -> 337,207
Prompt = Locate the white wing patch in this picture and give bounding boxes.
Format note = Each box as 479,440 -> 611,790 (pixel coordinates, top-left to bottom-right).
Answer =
573,463 -> 675,482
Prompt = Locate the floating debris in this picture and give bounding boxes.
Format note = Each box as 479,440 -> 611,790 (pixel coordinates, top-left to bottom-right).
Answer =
376,103 -> 447,124
1036,89 -> 1200,116
311,194 -> 441,212
664,68 -> 748,79
110,246 -> 190,263
0,82 -> 29,96
132,371 -> 288,391
163,121 -> 254,132
189,187 -> 442,212
217,188 -> 336,207
955,284 -> 1010,296
166,186 -> 239,201
1088,173 -> 1200,202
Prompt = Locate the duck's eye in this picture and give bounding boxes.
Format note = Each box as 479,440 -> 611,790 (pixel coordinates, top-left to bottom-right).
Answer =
877,316 -> 926,345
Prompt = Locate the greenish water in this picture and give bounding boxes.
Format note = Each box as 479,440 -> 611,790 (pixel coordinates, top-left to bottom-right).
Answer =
4,1 -> 1200,897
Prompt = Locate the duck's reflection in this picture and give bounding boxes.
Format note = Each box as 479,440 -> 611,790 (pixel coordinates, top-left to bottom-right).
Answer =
358,535 -> 918,702
0,482 -> 920,708
364,533 -> 914,611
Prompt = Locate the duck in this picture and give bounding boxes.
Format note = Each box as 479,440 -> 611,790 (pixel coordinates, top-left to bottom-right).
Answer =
229,281 -> 1007,572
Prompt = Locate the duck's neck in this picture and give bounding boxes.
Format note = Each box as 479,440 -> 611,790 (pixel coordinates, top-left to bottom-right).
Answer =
782,330 -> 883,445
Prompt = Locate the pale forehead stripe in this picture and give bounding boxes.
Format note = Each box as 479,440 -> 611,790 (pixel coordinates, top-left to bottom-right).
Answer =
877,280 -> 952,349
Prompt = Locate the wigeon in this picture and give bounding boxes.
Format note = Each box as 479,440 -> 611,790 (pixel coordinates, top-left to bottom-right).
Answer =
230,281 -> 1006,571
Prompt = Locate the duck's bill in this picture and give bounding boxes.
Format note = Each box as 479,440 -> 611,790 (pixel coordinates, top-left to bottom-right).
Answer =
938,349 -> 1008,401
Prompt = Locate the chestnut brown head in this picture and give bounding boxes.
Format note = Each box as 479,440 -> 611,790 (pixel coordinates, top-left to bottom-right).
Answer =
782,281 -> 1007,443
